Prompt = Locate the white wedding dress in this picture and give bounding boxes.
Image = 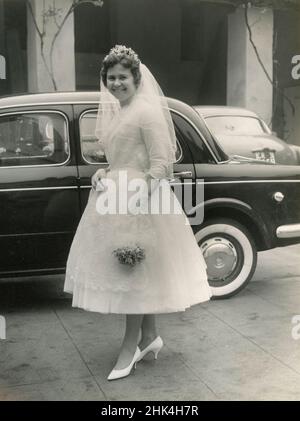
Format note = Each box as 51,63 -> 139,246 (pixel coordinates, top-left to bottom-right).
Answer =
64,95 -> 212,313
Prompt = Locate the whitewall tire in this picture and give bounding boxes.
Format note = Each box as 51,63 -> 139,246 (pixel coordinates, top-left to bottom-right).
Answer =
195,218 -> 257,298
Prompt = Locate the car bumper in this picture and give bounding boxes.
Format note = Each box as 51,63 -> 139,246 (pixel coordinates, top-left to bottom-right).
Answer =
276,224 -> 300,238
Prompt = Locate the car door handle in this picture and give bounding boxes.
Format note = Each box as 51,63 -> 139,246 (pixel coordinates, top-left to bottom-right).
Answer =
169,171 -> 193,183
173,171 -> 192,177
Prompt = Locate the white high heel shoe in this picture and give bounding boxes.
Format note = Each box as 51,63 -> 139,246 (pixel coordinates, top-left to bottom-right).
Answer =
136,336 -> 163,361
107,347 -> 141,381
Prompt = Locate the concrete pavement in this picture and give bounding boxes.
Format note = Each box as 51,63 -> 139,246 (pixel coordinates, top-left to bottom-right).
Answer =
0,244 -> 300,401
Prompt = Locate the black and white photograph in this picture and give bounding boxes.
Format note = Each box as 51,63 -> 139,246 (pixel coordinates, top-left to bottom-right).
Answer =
0,0 -> 300,404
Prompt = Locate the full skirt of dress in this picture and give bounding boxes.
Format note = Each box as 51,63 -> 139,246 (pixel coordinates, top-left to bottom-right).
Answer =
64,169 -> 212,313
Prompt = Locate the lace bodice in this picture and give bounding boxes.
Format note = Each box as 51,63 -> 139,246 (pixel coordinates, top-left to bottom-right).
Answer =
97,96 -> 172,180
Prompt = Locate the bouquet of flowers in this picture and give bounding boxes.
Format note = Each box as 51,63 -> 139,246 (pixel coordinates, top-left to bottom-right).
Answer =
112,245 -> 146,267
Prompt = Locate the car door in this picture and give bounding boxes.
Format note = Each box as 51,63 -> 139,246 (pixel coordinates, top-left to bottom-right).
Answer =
171,111 -> 217,226
0,105 -> 80,275
73,105 -> 196,212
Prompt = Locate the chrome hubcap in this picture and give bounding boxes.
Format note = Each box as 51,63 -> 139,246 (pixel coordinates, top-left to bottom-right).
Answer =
200,237 -> 238,281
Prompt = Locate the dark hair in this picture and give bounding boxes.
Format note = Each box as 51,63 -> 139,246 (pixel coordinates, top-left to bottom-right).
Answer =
100,45 -> 141,88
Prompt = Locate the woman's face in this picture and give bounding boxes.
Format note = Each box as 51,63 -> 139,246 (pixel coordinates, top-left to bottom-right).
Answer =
106,63 -> 137,106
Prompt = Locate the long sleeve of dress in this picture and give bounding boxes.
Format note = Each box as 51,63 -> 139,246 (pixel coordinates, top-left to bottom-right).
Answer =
94,110 -> 110,173
140,106 -> 172,181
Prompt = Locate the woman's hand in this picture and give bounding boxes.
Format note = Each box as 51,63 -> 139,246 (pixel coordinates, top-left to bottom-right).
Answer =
145,173 -> 160,196
91,168 -> 108,190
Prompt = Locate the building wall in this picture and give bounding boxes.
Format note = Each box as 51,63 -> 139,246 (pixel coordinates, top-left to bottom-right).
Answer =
74,0 -> 229,105
227,6 -> 273,125
0,0 -> 27,96
3,0 -> 299,151
274,9 -> 300,146
27,0 -> 75,92
74,0 -> 111,90
285,86 -> 300,147
1,0 -> 230,105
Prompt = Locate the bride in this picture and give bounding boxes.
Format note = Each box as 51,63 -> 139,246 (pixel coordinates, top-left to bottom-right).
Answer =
64,45 -> 212,381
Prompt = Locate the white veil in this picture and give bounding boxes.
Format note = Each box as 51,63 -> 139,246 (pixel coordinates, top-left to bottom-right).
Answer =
95,61 -> 177,179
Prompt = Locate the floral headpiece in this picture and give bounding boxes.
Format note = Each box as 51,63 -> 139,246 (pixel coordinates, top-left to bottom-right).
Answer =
104,45 -> 140,65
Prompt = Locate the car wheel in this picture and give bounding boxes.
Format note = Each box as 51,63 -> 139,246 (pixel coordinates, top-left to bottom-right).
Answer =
194,218 -> 257,298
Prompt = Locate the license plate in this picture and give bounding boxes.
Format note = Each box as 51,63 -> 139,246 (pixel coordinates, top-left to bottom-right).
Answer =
255,150 -> 276,163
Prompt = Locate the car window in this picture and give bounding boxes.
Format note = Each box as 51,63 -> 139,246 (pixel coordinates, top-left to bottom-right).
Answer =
172,112 -> 215,164
79,110 -> 183,164
205,115 -> 267,136
203,114 -> 298,165
79,111 -> 107,164
0,112 -> 69,167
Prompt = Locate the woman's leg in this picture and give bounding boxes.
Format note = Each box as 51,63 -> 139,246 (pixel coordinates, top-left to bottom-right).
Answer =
113,314 -> 143,370
139,314 -> 158,350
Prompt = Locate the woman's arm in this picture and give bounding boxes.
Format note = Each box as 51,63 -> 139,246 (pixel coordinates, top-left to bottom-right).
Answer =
140,107 -> 172,194
93,120 -> 109,189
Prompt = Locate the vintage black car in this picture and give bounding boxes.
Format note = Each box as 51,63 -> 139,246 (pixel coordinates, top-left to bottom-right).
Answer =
0,92 -> 300,298
194,105 -> 300,165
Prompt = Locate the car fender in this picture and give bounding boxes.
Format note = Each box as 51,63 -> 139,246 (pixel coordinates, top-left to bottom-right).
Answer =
191,197 -> 272,250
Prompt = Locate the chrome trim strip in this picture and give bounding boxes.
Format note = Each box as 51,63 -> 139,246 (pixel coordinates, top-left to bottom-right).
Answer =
276,224 -> 300,238
0,231 -> 72,238
196,179 -> 300,185
2,180 -> 299,192
0,267 -> 66,276
0,110 -> 71,169
82,182 -> 195,189
0,186 -> 78,192
1,180 -> 299,192
0,101 -> 100,110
